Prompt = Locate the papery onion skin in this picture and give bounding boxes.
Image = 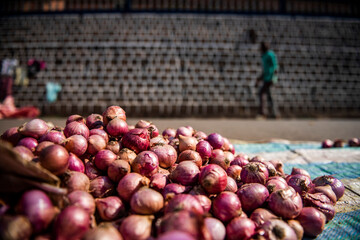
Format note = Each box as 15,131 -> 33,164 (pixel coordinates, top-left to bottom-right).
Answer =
84,160 -> 102,180
204,217 -> 226,240
240,162 -> 269,184
130,187 -> 164,214
296,207 -> 326,237
131,151 -> 159,178
95,196 -> 125,221
257,219 -> 297,240
207,133 -> 224,150
227,165 -> 242,182
17,137 -> 38,152
268,187 -> 303,219
150,144 -> 178,169
291,167 -> 311,178
226,217 -> 256,240
210,149 -> 232,170
117,148 -> 137,164
225,176 -> 238,192
89,176 -> 114,198
63,121 -> 90,140
150,173 -> 168,192
94,149 -> 118,171
164,194 -> 204,215
200,164 -> 227,194
314,185 -> 337,204
162,183 -> 188,199
67,190 -> 95,215
89,129 -> 109,143
178,135 -> 198,152
66,115 -> 85,125
231,153 -> 249,167
83,222 -> 123,240
237,183 -> 269,213
67,153 -> 85,173
286,174 -> 313,195
312,175 -> 345,200
150,135 -> 168,147
102,105 -> 126,125
196,140 -> 212,163
170,161 -> 200,186
119,215 -> 153,240
13,146 -> 34,162
178,150 -> 203,168
107,160 -> 131,183
87,134 -> 107,155
18,119 -> 49,139
287,219 -> 304,240
39,144 -> 69,176
121,128 -> 150,154
85,113 -> 104,129
212,191 -> 242,222
266,176 -> 288,193
250,208 -> 278,227
116,172 -> 150,202
302,192 -> 335,221
106,118 -> 128,137
63,135 -> 88,157
106,140 -> 121,154
63,171 -> 90,193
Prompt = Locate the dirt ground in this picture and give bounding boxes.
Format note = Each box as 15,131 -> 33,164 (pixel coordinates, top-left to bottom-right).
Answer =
1,117 -> 359,142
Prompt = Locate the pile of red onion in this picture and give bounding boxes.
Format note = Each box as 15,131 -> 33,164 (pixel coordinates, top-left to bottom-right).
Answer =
322,138 -> 359,148
0,105 -> 345,240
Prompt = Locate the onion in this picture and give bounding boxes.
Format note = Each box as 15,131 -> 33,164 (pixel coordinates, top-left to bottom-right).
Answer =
150,135 -> 169,147
178,150 -> 202,168
135,119 -> 151,128
321,139 -> 333,148
210,149 -> 233,170
199,164 -> 227,194
229,143 -> 235,154
39,144 -> 69,175
269,160 -> 285,176
35,141 -> 54,155
68,153 -> 85,172
257,219 -> 297,240
193,194 -> 212,214
0,215 -> 32,240
17,137 -> 38,152
349,137 -> 360,147
106,118 -> 128,137
286,174 -> 313,195
66,114 -> 85,125
287,219 -> 304,240
86,113 -> 103,129
158,167 -> 170,176
333,139 -> 345,148
314,185 -> 337,204
212,191 -> 242,222
54,206 -> 90,240
130,187 -> 164,214
106,140 -> 121,154
63,171 -> 90,193
89,129 -> 109,143
312,175 -> 345,200
84,160 -> 102,180
296,207 -> 326,237
226,217 -> 256,240
178,135 -> 198,152
39,128 -> 66,144
222,137 -> 231,151
241,162 -> 269,184
225,176 -> 238,192
89,176 -> 114,198
162,128 -> 176,138
170,161 -> 200,186
176,126 -> 193,137
150,144 -> 178,168
227,165 -> 242,182
64,121 -> 90,139
266,176 -> 288,193
157,231 -> 196,240
131,151 -> 159,177
162,183 -> 188,199
302,192 -> 335,221
116,172 -> 150,202
291,167 -> 311,178
118,148 -> 137,164
194,131 -> 207,140
237,183 -> 269,213
231,153 -> 249,167
250,208 -> 278,227
121,128 -> 150,154
63,135 -> 88,156
83,222 -> 123,240
204,217 -> 226,240
268,187 -> 303,219
1,127 -> 21,145
150,173 -> 168,191
95,196 -> 125,221
102,105 -> 126,125
87,134 -> 107,155
18,119 -> 49,139
107,160 -> 131,182
94,149 -> 118,171
119,215 -> 153,240
148,124 -> 160,138
164,194 -> 204,215
19,190 -> 56,234
13,146 -> 34,162
206,133 -> 224,149
169,138 -> 180,152
67,190 -> 95,215
196,140 -> 212,163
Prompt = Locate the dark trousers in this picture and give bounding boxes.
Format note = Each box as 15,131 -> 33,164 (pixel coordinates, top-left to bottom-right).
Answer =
0,75 -> 13,102
259,81 -> 278,117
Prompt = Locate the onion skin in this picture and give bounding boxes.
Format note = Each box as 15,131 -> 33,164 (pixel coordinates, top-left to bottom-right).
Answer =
102,105 -> 126,125
162,128 -> 177,138
67,190 -> 95,215
212,191 -> 242,222
150,135 -> 168,147
119,215 -> 153,240
39,144 -> 69,176
296,207 -> 326,237
226,217 -> 256,240
170,161 -> 200,186
225,176 -> 238,192
107,160 -> 131,182
89,129 -> 109,143
63,135 -> 88,156
84,160 -> 102,180
193,194 -> 212,214
117,148 -> 137,164
194,131 -> 207,140
18,119 -> 49,139
266,176 -> 288,193
204,217 -> 226,240
83,222 -> 123,240
312,175 -> 345,200
164,194 -> 204,215
314,185 -> 337,204
178,135 -> 198,152
130,187 -> 164,214
150,173 -> 168,192
250,208 -> 278,228
157,230 -> 196,240
196,140 -> 212,163
303,192 -> 335,221
286,174 -> 313,195
206,133 -> 224,150
1,127 -> 22,146
162,183 -> 188,199
291,167 -> 311,178
95,196 -> 125,221
89,176 -> 114,198
67,153 -> 85,173
237,183 -> 269,213
66,115 -> 85,125
106,118 -> 128,137
150,144 -> 178,168
85,113 -> 104,129
116,172 -> 150,202
63,171 -> 90,193
63,121 -> 90,140
241,162 -> 269,184
178,150 -> 203,168
0,215 -> 33,240
35,141 -> 54,155
94,149 -> 118,171
106,140 -> 121,154
87,134 -> 107,155
39,129 -> 66,145
13,146 -> 34,162
210,149 -> 231,170
200,164 -> 227,194
17,137 -> 38,152
227,165 -> 242,182
287,220 -> 304,240
231,153 -> 249,167
176,127 -> 193,137
268,187 -> 303,219
269,160 -> 285,176
257,219 -> 297,240
131,151 -> 159,177
121,128 -> 150,154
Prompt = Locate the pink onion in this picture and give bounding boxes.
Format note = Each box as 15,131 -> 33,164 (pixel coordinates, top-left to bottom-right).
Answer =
257,219 -> 297,240
162,183 -> 188,199
165,194 -> 204,215
95,196 -> 125,221
237,183 -> 269,213
296,207 -> 326,237
178,135 -> 198,152
333,139 -> 345,147
158,167 -> 170,176
212,191 -> 242,222
13,145 -> 34,162
286,174 -> 314,195
89,176 -> 114,198
176,126 -> 193,137
287,219 -> 304,240
116,172 -> 150,202
17,137 -> 38,152
194,131 -> 207,140
64,121 -> 90,139
119,215 -> 153,240
269,160 -> 285,176
83,222 -> 123,240
321,139 -> 333,148
148,124 -> 160,138
131,151 -> 159,177
222,137 -> 231,151
157,231 -> 196,240
226,165 -> 242,182
66,114 -> 85,125
268,187 -> 303,219
135,119 -> 151,128
178,150 -> 202,168
162,128 -> 176,138
94,149 -> 118,171
150,144 -> 178,168
210,149 -> 233,170
89,129 -> 109,143
68,153 -> 85,173
63,134 -> 88,156
193,194 -> 212,214
106,118 -> 128,137
250,208 -> 278,227
170,161 -> 200,186
107,159 -> 131,182
102,105 -> 126,125
121,128 -> 150,154
169,138 -> 180,152
87,134 -> 107,155
19,189 -> 56,233
106,140 -> 121,154
312,175 -> 345,200
266,176 -> 288,193
117,148 -> 137,164
303,192 -> 335,221
35,141 -> 54,155
1,127 -> 21,145
240,162 -> 269,184
67,190 -> 95,215
229,143 -> 235,154
225,176 -> 238,192
39,144 -> 69,175
54,206 -> 90,240
150,173 -> 168,191
291,167 -> 311,178
196,140 -> 212,163
204,217 -> 226,240
150,135 -> 168,147
314,185 -> 337,204
206,133 -> 224,149
18,119 -> 49,139
63,171 -> 90,193
231,153 -> 249,167
226,217 -> 256,240
200,164 -> 227,194
39,128 -> 66,144
84,160 -> 102,180
85,113 -> 103,129
349,137 -> 360,147
130,187 -> 164,214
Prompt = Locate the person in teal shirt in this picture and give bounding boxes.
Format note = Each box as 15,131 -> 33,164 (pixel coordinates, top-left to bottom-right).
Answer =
256,42 -> 279,118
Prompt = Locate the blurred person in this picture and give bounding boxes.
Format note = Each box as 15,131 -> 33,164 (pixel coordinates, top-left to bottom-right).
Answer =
256,42 -> 279,118
0,57 -> 18,102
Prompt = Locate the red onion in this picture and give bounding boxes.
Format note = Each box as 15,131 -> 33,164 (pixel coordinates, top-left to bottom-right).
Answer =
107,159 -> 131,182
54,206 -> 90,240
178,150 -> 203,168
94,149 -> 118,171
39,144 -> 69,175
286,174 -> 313,195
95,196 -> 125,221
349,137 -> 360,147
116,172 -> 150,202
119,215 -> 153,240
0,215 -> 32,240
106,118 -> 128,137
106,140 -> 121,154
303,192 -> 335,221
118,148 -> 137,164
64,121 -> 90,139
206,133 -> 224,149
148,124 -> 160,138
102,105 -> 126,125
226,217 -> 256,240
204,217 -> 226,240
196,140 -> 212,163
165,194 -> 204,215
176,126 -> 193,137
67,190 -> 95,215
170,161 -> 200,186
135,119 -> 151,128
130,187 -> 164,214
210,149 -> 233,170
35,141 -> 54,155
178,135 -> 198,152
224,176 -> 238,193
68,153 -> 85,173
268,187 -> 303,219
314,185 -> 337,204
269,160 -> 285,176
66,114 -> 85,125
250,155 -> 265,162
83,222 -> 123,240
157,231 -> 196,240
287,219 -> 304,240
231,153 -> 249,167
17,137 -> 38,152
150,173 -> 168,191
63,171 -> 90,193
229,143 -> 235,154
89,176 -> 114,198
162,183 -> 188,199
121,128 -> 150,154
291,167 -> 311,178
63,134 -> 88,156
199,164 -> 227,194
86,113 -> 103,129
250,208 -> 278,227
18,118 -> 49,139
19,189 -> 56,233
150,135 -> 168,147
227,165 -> 242,182
87,134 -> 107,155
240,162 -> 269,184
312,175 -> 345,200
131,151 -> 159,177
333,139 -> 345,148
89,128 -> 109,143
193,194 -> 212,214
266,176 -> 288,193
13,145 -> 34,162
296,207 -> 326,237
257,219 -> 297,240
39,129 -> 66,145
194,131 -> 207,140
84,160 -> 102,180
169,138 -> 180,152
162,128 -> 176,138
150,144 -> 178,168
1,127 -> 21,145
222,137 -> 231,151
237,183 -> 269,213
322,139 -> 333,148
212,191 -> 242,222
158,167 -> 170,176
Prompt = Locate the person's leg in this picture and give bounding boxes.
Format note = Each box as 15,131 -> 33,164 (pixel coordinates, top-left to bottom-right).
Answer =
266,83 -> 279,118
259,83 -> 267,116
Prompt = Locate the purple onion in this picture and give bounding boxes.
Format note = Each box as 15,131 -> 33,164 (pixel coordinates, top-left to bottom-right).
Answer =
241,162 -> 269,184
204,217 -> 226,240
64,121 -> 90,139
170,161 -> 200,186
39,144 -> 69,176
194,131 -> 207,140
212,191 -> 242,222
157,231 -> 196,240
303,192 -> 335,221
83,222 -> 123,240
176,126 -> 193,137
89,176 -> 114,198
225,176 -> 238,192
291,167 -> 311,178
66,114 -> 85,125
226,217 -> 256,240
237,183 -> 269,213
164,194 -> 204,215
162,128 -> 176,138
199,164 -> 228,194
250,208 -> 278,227
150,173 -> 168,192
39,128 -> 66,144
268,187 -> 303,219
89,129 -> 109,143
131,151 -> 159,177
257,219 -> 297,240
266,176 -> 288,193
63,134 -> 88,157
95,196 -> 125,221
94,149 -> 118,171
322,139 -> 334,148
296,207 -> 326,237
121,128 -> 150,154
130,187 -> 164,214
63,171 -> 90,193
150,144 -> 178,168
106,140 -> 121,154
206,133 -> 224,149
87,134 -> 107,155
85,113 -> 103,129
107,159 -> 131,182
13,145 -> 34,162
1,127 -> 21,145
227,165 -> 242,182
18,119 -> 49,139
193,194 -> 212,214
178,150 -> 203,168
162,183 -> 188,199
312,175 -> 345,200
286,174 -> 314,195
84,160 -> 102,180
68,153 -> 85,173
106,117 -> 128,137
17,137 -> 38,152
67,190 -> 95,215
196,140 -> 212,164
116,172 -> 150,202
231,153 -> 250,167
102,105 -> 126,125
119,215 -> 153,240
